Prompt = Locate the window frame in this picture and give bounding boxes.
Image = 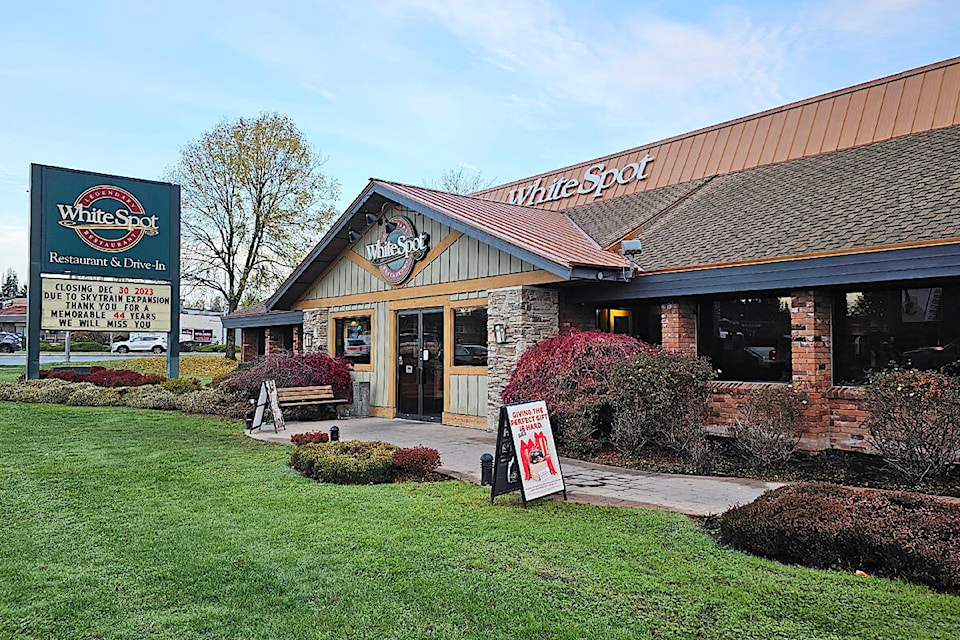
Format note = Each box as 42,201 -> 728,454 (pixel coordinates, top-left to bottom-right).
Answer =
447,301 -> 488,375
329,309 -> 375,372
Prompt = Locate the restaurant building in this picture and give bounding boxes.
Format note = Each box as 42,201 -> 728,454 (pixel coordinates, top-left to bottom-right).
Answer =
224,57 -> 960,450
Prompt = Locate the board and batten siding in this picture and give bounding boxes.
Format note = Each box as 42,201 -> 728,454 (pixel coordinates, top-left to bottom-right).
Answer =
301,206 -> 537,303
448,374 -> 488,417
328,301 -> 391,408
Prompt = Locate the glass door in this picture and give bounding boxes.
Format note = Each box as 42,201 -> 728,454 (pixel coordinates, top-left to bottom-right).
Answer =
396,308 -> 444,421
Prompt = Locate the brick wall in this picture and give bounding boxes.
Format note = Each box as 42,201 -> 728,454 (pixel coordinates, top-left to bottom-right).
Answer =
828,386 -> 873,453
661,301 -> 697,355
240,328 -> 263,362
558,291 -> 596,332
265,326 -> 287,355
789,290 -> 833,450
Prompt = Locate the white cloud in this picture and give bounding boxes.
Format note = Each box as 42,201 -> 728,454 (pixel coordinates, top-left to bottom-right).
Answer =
393,0 -> 786,121
814,0 -> 929,33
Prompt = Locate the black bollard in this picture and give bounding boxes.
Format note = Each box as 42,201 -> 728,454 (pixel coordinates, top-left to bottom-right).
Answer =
329,425 -> 340,442
244,407 -> 254,431
480,452 -> 494,486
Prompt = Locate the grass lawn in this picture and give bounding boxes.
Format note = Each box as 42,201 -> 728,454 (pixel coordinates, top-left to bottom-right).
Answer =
0,365 -> 22,382
0,404 -> 957,640
0,355 -> 237,385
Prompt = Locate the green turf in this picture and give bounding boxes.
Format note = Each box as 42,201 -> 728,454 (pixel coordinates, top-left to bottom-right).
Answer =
0,366 -> 23,382
0,403 -> 957,639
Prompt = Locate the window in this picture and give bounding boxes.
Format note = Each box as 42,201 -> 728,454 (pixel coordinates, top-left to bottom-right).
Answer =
453,307 -> 487,367
596,303 -> 662,345
834,284 -> 960,384
698,296 -> 792,382
334,315 -> 371,365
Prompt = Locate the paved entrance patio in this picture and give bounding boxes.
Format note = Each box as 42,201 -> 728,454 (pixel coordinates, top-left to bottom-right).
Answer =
248,417 -> 783,516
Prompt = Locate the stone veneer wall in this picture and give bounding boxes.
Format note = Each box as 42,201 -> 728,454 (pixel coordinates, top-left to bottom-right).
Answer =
302,309 -> 329,354
486,286 -> 559,429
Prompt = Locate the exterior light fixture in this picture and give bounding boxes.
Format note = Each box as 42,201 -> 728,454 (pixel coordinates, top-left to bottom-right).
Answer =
383,220 -> 397,233
364,212 -> 378,225
494,323 -> 506,343
304,332 -> 313,348
347,229 -> 360,242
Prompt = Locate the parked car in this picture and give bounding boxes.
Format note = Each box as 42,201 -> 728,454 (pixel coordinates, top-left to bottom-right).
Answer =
454,344 -> 488,366
111,335 -> 167,354
0,332 -> 22,353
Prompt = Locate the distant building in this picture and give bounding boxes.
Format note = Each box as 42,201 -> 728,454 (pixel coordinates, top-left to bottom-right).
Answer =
0,298 -> 26,335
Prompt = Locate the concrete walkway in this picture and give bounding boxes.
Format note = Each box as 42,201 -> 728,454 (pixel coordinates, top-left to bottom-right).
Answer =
248,417 -> 783,516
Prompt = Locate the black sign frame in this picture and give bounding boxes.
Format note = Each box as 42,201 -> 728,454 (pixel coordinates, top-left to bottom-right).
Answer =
491,403 -> 567,507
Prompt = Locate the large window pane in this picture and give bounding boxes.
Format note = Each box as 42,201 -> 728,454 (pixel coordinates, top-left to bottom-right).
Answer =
698,297 -> 792,382
453,307 -> 487,366
834,284 -> 960,384
334,315 -> 371,365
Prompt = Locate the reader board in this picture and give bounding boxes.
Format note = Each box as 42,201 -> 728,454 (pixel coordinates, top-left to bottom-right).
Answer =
40,277 -> 172,332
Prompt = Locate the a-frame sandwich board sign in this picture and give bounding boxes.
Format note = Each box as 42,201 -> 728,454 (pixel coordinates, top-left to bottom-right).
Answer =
491,400 -> 566,506
250,380 -> 286,433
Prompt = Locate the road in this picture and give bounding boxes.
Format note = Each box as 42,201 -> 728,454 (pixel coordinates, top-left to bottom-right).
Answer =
0,353 -> 221,365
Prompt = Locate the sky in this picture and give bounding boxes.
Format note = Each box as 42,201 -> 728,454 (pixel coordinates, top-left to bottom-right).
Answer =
2,0 -> 959,281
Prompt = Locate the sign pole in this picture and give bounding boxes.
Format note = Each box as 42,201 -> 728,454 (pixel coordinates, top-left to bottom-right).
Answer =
26,164 -> 43,380
166,185 -> 181,379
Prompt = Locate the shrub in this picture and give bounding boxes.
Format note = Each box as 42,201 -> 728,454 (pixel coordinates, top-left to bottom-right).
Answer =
392,446 -> 441,480
69,341 -> 109,352
44,367 -> 164,388
864,369 -> 960,484
125,386 -> 178,410
227,352 -> 353,402
67,385 -> 126,407
36,380 -> 89,405
731,385 -> 809,467
501,330 -> 658,453
290,440 -> 398,484
199,343 -> 227,352
290,430 -> 330,445
161,377 -> 202,394
718,482 -> 960,592
174,388 -> 246,417
608,352 -> 716,467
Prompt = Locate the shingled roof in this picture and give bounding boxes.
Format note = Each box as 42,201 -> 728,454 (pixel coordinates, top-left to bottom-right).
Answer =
564,125 -> 960,273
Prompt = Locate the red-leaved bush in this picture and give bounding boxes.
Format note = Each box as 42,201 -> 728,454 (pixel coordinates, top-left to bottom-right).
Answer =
227,352 -> 353,402
391,446 -> 441,479
42,367 -> 165,388
290,430 -> 330,445
501,330 -> 658,452
718,482 -> 960,592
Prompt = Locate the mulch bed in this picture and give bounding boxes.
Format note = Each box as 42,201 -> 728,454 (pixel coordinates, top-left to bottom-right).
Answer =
561,437 -> 960,498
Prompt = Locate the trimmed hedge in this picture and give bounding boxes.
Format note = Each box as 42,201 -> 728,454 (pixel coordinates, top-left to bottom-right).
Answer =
290,430 -> 330,445
42,367 -> 165,388
718,482 -> 960,592
227,352 -> 353,403
290,441 -> 398,485
392,446 -> 441,480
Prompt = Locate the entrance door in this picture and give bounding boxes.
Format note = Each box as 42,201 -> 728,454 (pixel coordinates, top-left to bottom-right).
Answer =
396,309 -> 444,422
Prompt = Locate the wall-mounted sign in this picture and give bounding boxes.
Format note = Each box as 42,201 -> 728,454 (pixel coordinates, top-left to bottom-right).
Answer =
506,155 -> 655,206
491,400 -> 566,505
364,216 -> 430,285
34,165 -> 177,280
40,277 -> 172,332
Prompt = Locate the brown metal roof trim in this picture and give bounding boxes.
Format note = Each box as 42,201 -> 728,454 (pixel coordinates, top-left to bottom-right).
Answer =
475,56 -> 960,211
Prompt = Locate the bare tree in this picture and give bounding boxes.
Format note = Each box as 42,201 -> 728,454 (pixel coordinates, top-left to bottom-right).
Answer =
425,165 -> 496,194
167,113 -> 340,358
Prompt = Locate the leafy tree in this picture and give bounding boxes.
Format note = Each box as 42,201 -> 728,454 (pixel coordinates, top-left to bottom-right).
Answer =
167,113 -> 340,358
425,166 -> 496,195
1,269 -> 21,299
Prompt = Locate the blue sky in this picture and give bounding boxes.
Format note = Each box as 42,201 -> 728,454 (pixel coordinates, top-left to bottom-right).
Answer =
2,0 -> 958,279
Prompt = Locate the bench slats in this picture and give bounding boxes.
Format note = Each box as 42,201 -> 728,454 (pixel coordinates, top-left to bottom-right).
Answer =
275,384 -> 347,407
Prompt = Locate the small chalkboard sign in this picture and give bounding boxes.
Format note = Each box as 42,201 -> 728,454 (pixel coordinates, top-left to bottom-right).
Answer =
251,380 -> 286,433
491,400 -> 566,506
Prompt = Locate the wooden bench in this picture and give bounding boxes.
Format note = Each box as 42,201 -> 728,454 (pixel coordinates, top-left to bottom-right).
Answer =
276,385 -> 349,410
